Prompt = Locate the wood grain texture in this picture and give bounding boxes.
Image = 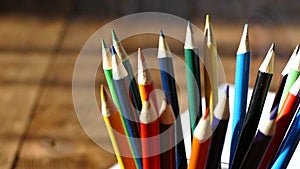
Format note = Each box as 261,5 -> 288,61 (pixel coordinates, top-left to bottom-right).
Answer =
0,52 -> 50,169
0,15 -> 64,51
15,54 -> 116,169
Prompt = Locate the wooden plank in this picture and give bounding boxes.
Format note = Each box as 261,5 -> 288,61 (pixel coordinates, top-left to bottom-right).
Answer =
0,15 -> 64,51
0,52 -> 51,169
15,53 -> 117,169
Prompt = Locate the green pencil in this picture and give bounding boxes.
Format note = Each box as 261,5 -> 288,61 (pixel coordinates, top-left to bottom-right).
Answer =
279,46 -> 300,110
112,30 -> 142,111
184,21 -> 202,136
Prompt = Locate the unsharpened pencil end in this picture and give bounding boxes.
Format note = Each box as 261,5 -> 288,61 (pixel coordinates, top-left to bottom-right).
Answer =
237,24 -> 250,54
259,43 -> 275,74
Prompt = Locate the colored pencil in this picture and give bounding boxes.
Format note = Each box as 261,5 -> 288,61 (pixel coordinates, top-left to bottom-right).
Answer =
184,21 -> 202,136
112,30 -> 142,111
269,45 -> 300,115
240,105 -> 278,169
111,46 -> 142,169
271,107 -> 300,169
259,76 -> 300,169
159,98 -> 176,169
206,85 -> 230,169
230,24 -> 251,164
140,101 -> 160,169
188,108 -> 212,169
158,30 -> 187,169
230,44 -> 274,169
102,39 -> 140,168
102,39 -> 120,109
137,48 -> 158,111
203,14 -> 219,121
278,46 -> 300,109
100,85 -> 137,169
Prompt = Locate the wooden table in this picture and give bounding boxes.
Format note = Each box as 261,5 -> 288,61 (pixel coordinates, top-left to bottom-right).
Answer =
0,14 -> 297,169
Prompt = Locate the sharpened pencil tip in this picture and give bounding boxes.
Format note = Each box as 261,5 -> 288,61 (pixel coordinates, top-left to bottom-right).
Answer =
111,29 -> 118,42
237,24 -> 250,54
259,43 -> 275,73
203,108 -> 210,120
101,38 -> 107,48
271,43 -> 275,50
160,30 -> 165,38
226,85 -> 229,97
185,21 -> 195,49
110,45 -> 116,55
270,104 -> 278,120
205,14 -> 210,25
282,45 -> 300,75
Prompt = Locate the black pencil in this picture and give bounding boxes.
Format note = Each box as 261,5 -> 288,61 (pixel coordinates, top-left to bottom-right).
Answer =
206,85 -> 230,169
230,44 -> 274,169
240,105 -> 277,169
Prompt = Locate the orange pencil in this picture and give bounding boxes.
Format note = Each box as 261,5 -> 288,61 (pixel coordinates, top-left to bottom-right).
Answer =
188,108 -> 212,169
140,101 -> 160,169
137,48 -> 159,112
100,85 -> 137,169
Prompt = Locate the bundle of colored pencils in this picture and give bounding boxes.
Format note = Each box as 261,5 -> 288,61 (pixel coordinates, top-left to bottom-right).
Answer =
99,14 -> 300,169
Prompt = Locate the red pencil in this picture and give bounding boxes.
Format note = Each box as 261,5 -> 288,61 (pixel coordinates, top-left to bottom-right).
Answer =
137,48 -> 158,111
140,101 -> 160,169
259,76 -> 300,168
188,108 -> 212,169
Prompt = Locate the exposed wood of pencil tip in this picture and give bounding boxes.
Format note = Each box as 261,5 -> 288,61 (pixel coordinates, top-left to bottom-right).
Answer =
204,14 -> 216,47
281,45 -> 299,76
237,24 -> 250,54
112,29 -> 128,60
111,46 -> 128,80
100,85 -> 117,116
158,30 -> 172,59
102,39 -> 112,70
138,48 -> 153,85
289,75 -> 300,96
290,47 -> 300,71
193,109 -> 212,141
214,85 -> 230,120
259,43 -> 275,74
185,21 -> 195,49
159,99 -> 175,125
259,105 -> 277,136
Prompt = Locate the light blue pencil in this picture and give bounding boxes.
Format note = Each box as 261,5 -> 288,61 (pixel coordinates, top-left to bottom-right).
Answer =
271,107 -> 300,169
111,46 -> 142,169
230,24 -> 251,165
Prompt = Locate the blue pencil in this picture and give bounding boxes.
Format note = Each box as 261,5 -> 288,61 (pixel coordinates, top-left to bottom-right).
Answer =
111,46 -> 142,169
158,30 -> 187,169
271,106 -> 300,169
230,24 -> 251,165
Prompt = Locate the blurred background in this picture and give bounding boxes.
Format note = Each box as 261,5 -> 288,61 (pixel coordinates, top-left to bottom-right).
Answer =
1,0 -> 300,168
